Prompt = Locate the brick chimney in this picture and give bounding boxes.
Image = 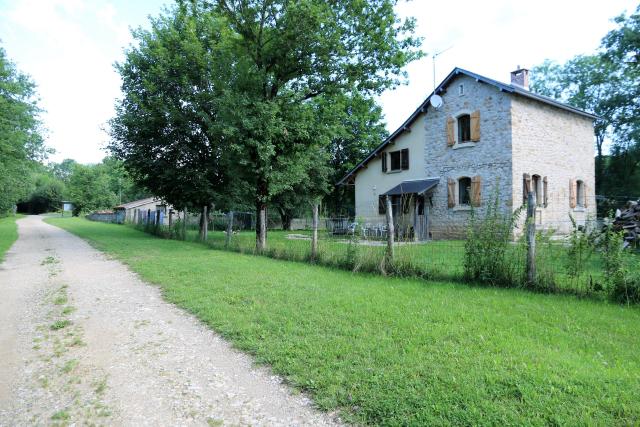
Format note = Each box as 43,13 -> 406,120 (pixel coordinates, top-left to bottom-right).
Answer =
510,66 -> 529,90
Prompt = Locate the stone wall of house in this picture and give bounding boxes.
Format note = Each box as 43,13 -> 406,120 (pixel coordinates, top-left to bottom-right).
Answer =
423,74 -> 514,239
510,96 -> 596,233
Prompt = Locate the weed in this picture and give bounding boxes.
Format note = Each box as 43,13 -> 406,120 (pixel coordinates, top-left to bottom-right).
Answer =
41,256 -> 59,265
61,306 -> 75,315
50,320 -> 72,330
61,359 -> 78,374
51,409 -> 70,421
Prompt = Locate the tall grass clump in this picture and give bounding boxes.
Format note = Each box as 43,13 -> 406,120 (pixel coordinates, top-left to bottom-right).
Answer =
464,190 -> 524,287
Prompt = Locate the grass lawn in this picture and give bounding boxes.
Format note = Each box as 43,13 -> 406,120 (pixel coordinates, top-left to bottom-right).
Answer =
0,215 -> 21,262
47,217 -> 640,425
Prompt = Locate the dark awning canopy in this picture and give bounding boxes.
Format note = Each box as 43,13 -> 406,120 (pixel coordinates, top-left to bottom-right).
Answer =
382,178 -> 439,196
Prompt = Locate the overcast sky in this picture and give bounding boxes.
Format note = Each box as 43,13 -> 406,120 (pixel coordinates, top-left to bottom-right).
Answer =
0,0 -> 637,164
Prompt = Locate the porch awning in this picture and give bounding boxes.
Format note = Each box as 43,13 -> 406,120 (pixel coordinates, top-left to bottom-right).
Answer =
382,178 -> 439,196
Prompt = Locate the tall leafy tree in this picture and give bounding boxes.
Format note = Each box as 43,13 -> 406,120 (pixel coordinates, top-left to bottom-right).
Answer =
213,0 -> 423,249
109,1 -> 239,234
0,46 -> 47,214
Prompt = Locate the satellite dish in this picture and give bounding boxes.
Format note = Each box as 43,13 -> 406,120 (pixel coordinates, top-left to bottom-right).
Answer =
430,94 -> 443,109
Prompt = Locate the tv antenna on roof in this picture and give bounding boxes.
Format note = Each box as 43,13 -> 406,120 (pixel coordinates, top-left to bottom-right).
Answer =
430,45 -> 453,109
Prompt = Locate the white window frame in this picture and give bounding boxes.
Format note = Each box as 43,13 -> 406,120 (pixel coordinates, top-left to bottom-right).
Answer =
452,109 -> 476,150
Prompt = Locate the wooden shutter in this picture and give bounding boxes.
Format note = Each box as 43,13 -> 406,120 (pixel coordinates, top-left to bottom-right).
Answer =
584,183 -> 588,208
523,173 -> 531,202
543,176 -> 548,207
401,148 -> 409,170
470,110 -> 481,142
381,152 -> 387,172
378,195 -> 386,214
446,117 -> 455,146
447,178 -> 456,208
471,175 -> 482,207
569,178 -> 577,208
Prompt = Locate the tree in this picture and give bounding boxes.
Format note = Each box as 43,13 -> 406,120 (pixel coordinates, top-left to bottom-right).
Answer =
17,170 -> 66,214
213,0 -> 423,250
0,45 -> 47,214
67,163 -> 118,215
110,1 -> 238,237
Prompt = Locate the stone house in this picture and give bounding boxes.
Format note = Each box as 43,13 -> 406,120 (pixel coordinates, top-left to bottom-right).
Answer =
338,67 -> 597,240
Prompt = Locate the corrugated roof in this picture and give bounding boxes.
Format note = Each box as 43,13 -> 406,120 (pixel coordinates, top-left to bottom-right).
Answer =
337,67 -> 598,186
382,178 -> 439,196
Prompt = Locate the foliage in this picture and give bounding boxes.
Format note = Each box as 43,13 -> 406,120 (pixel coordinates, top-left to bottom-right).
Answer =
110,2 -> 238,215
48,217 -> 640,426
464,189 -> 524,287
530,5 -> 640,201
206,0 -> 422,249
0,45 -> 47,214
67,163 -> 117,215
18,172 -> 66,214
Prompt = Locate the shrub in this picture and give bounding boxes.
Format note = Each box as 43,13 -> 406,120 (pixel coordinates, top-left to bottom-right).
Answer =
464,189 -> 524,287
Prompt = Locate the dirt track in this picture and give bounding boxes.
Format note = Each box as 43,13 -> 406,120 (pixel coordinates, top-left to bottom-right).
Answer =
0,216 -> 339,426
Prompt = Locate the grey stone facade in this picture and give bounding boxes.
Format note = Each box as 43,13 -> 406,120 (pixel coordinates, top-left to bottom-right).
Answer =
347,69 -> 596,239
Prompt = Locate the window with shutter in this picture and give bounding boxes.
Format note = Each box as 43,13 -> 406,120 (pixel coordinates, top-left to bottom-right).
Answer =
543,176 -> 548,207
389,151 -> 401,171
471,175 -> 482,207
457,115 -> 471,143
470,110 -> 480,142
447,117 -> 455,146
569,178 -> 577,208
447,178 -> 456,208
381,152 -> 387,172
401,148 -> 409,170
458,177 -> 472,205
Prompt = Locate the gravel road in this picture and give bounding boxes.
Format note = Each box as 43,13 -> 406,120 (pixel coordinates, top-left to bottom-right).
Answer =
0,216 -> 340,426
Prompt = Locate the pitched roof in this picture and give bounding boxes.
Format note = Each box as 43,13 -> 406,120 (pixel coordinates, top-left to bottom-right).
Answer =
337,67 -> 597,185
114,197 -> 162,210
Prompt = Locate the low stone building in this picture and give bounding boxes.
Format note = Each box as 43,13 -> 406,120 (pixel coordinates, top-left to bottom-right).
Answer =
338,67 -> 597,239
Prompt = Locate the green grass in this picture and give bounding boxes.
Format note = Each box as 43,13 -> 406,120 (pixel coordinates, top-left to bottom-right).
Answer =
0,214 -> 21,262
47,217 -> 640,425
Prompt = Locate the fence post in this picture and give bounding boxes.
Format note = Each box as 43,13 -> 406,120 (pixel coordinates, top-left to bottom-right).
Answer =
225,211 -> 234,248
311,203 -> 319,261
200,205 -> 208,241
385,195 -> 395,262
168,209 -> 173,228
182,207 -> 187,240
526,191 -> 537,285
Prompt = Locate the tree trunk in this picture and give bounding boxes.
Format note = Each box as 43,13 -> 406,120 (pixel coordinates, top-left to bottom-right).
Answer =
255,178 -> 268,252
256,201 -> 267,251
199,205 -> 208,241
277,207 -> 293,231
225,211 -> 234,248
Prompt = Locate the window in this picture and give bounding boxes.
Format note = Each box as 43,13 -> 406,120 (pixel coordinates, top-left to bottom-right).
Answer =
457,114 -> 471,143
576,180 -> 585,207
387,149 -> 409,172
458,177 -> 471,205
378,195 -> 386,214
458,84 -> 465,96
390,151 -> 401,171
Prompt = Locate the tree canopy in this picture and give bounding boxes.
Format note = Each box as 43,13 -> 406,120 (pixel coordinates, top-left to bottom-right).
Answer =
111,0 -> 422,249
0,45 -> 47,214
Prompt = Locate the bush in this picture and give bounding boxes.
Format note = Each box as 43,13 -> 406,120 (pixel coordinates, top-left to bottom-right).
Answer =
464,190 -> 524,287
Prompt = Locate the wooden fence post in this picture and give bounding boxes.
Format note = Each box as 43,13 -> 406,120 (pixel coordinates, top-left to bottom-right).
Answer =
526,191 -> 537,285
225,211 -> 234,248
182,207 -> 187,240
385,195 -> 395,262
311,203 -> 319,261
